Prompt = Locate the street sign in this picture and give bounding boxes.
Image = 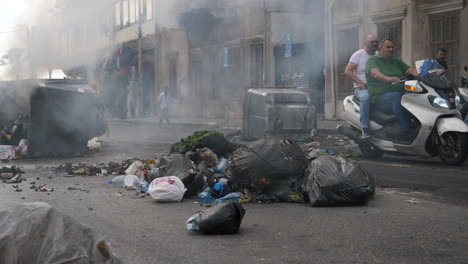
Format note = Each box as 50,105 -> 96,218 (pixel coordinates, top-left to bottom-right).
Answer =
285,33 -> 292,58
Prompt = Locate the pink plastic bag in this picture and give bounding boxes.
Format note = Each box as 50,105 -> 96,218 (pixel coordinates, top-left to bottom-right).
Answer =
147,176 -> 186,202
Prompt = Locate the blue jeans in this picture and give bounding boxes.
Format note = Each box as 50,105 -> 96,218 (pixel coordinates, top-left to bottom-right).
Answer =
375,92 -> 411,131
354,89 -> 370,129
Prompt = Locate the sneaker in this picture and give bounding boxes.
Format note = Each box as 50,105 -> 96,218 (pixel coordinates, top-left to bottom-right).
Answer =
361,128 -> 371,138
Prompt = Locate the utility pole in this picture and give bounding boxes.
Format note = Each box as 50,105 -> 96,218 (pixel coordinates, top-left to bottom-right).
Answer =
263,0 -> 267,87
137,0 -> 143,117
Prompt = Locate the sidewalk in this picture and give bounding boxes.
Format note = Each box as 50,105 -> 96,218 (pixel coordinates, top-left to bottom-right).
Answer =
114,116 -> 346,134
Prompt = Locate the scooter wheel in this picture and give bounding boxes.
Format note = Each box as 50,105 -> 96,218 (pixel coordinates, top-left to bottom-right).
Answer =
437,132 -> 468,165
358,143 -> 383,159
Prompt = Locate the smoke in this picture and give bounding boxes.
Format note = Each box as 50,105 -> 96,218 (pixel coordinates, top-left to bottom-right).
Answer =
1,0 -> 327,146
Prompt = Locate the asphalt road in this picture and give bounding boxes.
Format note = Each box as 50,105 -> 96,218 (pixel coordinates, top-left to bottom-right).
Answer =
1,121 -> 467,264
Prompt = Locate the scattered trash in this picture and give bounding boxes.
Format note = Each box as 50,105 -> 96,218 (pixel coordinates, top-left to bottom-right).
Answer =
302,156 -> 375,206
170,131 -> 234,156
87,137 -> 104,150
115,192 -> 125,197
0,145 -> 17,160
215,192 -> 241,204
108,175 -> 125,186
4,174 -> 24,184
125,160 -> 144,178
123,175 -> 141,190
186,201 -> 245,234
199,187 -> 213,204
147,176 -> 186,202
216,156 -> 228,173
406,198 -> 420,204
195,147 -> 218,168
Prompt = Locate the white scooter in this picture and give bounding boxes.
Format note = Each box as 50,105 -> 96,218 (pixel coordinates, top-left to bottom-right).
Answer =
338,60 -> 468,165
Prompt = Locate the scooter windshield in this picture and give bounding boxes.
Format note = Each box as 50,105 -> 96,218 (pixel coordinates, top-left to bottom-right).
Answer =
418,59 -> 454,89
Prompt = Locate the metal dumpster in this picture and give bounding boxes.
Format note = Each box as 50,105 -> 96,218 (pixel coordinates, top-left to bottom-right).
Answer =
28,79 -> 106,155
242,88 -> 315,140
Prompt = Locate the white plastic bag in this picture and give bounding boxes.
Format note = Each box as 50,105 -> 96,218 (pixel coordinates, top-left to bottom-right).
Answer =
147,176 -> 186,202
87,137 -> 103,150
124,175 -> 140,190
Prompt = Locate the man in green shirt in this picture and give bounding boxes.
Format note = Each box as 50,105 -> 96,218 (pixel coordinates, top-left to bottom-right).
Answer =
365,39 -> 419,141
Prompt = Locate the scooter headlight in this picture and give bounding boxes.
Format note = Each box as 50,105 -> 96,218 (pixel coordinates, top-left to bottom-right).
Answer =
455,95 -> 461,105
429,96 -> 449,109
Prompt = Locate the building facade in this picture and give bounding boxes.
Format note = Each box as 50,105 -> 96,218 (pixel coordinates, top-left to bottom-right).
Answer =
324,0 -> 468,120
36,0 -> 325,121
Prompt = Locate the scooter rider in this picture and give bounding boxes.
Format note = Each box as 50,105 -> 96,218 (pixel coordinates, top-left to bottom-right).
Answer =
344,34 -> 379,138
365,39 -> 419,143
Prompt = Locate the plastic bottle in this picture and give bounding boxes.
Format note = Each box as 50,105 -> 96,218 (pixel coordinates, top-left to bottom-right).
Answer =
199,187 -> 213,204
216,157 -> 228,173
215,192 -> 241,204
108,175 -> 125,185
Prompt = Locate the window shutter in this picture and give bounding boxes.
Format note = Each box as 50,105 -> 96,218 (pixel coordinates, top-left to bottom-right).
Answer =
377,21 -> 402,59
430,12 -> 459,83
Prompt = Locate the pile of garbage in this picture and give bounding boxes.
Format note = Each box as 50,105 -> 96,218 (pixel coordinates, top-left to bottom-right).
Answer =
99,130 -> 375,207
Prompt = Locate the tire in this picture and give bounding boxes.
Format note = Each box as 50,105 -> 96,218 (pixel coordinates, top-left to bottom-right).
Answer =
437,132 -> 468,165
358,143 -> 383,159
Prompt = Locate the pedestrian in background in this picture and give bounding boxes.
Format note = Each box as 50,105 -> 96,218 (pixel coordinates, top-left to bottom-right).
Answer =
158,86 -> 171,125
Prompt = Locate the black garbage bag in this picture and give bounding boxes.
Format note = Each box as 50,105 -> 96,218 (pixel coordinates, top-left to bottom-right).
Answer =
303,156 -> 375,206
182,172 -> 206,198
170,131 -> 234,156
229,138 -> 308,201
191,201 -> 246,234
158,154 -> 197,181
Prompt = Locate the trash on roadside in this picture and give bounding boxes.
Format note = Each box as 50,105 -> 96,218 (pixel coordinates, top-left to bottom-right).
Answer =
216,156 -> 228,173
229,138 -> 308,202
215,192 -> 241,204
87,137 -> 104,150
0,202 -> 122,263
182,172 -> 206,198
5,174 -> 24,184
125,160 -> 144,177
123,175 -> 140,190
108,175 -> 125,186
0,166 -> 24,180
147,176 -> 186,202
302,155 -> 375,206
170,130 -> 234,156
199,187 -> 213,204
0,145 -> 18,160
406,198 -> 420,204
195,147 -> 218,168
186,201 -> 245,234
18,139 -> 28,157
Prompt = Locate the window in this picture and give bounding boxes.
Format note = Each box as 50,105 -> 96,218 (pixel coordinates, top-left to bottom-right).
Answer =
169,57 -> 178,97
129,0 -> 137,24
250,44 -> 263,87
122,0 -> 129,27
430,12 -> 459,81
145,0 -> 153,20
115,1 -> 122,29
377,21 -> 402,59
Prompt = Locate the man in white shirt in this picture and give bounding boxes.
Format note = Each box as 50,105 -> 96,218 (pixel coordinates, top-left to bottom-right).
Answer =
158,86 -> 171,125
344,34 -> 379,138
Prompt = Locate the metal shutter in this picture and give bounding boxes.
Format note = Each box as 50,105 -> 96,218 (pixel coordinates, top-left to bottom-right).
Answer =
335,27 -> 359,100
430,12 -> 460,84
